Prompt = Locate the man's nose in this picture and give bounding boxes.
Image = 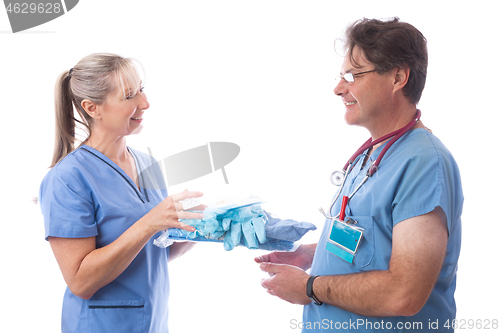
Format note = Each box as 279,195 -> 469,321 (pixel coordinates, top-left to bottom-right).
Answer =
333,79 -> 347,96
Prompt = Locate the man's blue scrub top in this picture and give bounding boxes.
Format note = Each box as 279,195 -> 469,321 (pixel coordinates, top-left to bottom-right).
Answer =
303,129 -> 463,332
40,145 -> 170,333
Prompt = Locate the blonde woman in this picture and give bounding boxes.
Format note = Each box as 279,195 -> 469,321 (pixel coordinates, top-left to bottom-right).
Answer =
40,53 -> 203,333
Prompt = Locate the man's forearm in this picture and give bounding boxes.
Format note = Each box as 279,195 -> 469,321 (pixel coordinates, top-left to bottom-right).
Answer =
310,210 -> 447,317
313,269 -> 422,317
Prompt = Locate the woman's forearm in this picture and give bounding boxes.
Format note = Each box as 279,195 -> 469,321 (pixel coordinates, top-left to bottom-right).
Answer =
50,216 -> 157,299
51,192 -> 204,300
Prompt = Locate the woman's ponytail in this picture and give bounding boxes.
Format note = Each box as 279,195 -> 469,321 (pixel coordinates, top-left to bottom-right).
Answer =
52,71 -> 76,167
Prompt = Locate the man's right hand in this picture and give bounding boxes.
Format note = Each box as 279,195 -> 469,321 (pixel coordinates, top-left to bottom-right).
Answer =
254,243 -> 317,272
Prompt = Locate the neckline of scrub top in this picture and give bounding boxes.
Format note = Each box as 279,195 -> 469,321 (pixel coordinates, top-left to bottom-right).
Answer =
358,128 -> 420,173
80,144 -> 148,203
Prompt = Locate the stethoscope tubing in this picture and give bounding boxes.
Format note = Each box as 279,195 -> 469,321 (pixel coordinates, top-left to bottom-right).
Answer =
319,110 -> 422,220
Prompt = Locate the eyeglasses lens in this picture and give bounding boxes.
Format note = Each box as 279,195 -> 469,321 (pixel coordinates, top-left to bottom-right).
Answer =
344,73 -> 354,83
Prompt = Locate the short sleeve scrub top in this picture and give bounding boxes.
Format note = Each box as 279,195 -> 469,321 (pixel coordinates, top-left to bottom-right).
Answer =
40,145 -> 170,333
303,129 -> 463,332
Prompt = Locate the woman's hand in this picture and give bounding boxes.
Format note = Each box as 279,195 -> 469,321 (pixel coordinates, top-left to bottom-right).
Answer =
145,190 -> 205,233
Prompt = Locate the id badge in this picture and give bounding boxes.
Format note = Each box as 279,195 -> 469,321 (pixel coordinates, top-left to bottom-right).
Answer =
325,218 -> 363,264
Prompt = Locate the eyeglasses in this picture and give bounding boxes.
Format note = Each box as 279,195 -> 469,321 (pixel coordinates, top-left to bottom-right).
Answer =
336,70 -> 377,84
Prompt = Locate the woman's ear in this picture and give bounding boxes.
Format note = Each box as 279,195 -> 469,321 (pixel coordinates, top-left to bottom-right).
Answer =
81,99 -> 101,120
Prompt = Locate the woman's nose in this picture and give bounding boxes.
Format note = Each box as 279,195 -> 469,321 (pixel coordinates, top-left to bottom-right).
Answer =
139,92 -> 150,110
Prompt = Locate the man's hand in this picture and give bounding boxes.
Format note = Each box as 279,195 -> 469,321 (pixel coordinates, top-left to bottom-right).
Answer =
254,243 -> 316,271
259,262 -> 311,305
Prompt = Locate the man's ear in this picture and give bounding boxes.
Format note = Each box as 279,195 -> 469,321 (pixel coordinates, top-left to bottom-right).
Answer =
81,99 -> 101,120
393,67 -> 410,93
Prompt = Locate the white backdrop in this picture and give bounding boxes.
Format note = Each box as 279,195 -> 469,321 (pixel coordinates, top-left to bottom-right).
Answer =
1,1 -> 498,332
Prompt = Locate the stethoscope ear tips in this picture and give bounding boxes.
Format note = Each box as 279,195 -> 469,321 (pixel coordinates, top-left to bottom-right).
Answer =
318,206 -> 334,219
318,207 -> 328,218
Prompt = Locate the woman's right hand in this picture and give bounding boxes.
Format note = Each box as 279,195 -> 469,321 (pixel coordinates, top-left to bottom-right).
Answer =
145,190 -> 205,233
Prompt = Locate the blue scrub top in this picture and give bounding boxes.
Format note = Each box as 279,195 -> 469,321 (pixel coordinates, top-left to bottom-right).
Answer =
303,129 -> 463,332
40,145 -> 170,333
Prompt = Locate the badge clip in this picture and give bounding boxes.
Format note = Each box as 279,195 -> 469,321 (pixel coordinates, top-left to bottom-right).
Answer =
325,196 -> 364,263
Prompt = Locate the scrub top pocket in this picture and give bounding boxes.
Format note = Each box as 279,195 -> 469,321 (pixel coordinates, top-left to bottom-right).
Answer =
349,215 -> 375,268
88,299 -> 145,333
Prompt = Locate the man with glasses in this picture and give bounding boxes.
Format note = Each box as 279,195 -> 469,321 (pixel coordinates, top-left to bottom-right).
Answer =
256,17 -> 463,332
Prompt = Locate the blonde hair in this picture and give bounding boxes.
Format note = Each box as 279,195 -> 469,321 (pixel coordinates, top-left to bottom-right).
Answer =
52,53 -> 143,167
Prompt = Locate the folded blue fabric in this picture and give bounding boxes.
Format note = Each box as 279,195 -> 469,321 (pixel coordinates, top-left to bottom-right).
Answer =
263,211 -> 317,242
157,228 -> 298,251
153,205 -> 316,251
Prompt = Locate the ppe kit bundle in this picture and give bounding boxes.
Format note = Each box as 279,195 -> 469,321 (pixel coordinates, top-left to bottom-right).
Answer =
154,195 -> 316,251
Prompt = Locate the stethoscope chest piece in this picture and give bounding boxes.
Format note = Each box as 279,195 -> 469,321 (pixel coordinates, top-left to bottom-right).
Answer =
330,171 -> 345,186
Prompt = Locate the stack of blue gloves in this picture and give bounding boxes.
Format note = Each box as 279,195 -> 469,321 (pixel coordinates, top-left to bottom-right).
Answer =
153,204 -> 316,251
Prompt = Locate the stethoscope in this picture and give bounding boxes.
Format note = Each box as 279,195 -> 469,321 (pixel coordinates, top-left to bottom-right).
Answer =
319,109 -> 422,220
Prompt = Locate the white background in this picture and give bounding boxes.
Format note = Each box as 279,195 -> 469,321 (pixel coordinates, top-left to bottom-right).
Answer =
1,0 -> 499,332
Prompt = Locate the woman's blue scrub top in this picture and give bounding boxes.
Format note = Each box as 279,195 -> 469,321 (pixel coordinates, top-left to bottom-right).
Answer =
40,145 -> 170,333
303,129 -> 463,332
